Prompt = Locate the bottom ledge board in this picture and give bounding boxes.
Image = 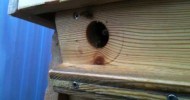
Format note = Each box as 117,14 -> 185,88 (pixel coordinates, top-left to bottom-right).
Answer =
49,67 -> 190,94
51,79 -> 189,100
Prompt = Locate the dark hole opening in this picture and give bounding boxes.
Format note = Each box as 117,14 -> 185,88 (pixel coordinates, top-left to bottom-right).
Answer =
86,21 -> 109,48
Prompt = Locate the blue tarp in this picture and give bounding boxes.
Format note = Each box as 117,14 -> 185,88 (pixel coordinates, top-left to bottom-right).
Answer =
0,0 -> 54,100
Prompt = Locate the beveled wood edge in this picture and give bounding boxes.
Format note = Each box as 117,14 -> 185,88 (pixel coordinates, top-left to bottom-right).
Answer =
10,11 -> 55,29
8,0 -> 123,29
51,79 -> 189,100
50,69 -> 190,88
18,0 -> 123,14
49,63 -> 190,94
52,79 -> 166,100
52,63 -> 190,88
8,0 -> 55,29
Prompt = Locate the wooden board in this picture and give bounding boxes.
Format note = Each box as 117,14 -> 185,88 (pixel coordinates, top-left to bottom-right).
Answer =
54,0 -> 190,98
52,79 -> 189,100
8,0 -> 122,29
17,0 -> 123,14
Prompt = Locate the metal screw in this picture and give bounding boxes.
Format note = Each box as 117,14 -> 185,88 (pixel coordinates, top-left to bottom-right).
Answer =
167,94 -> 178,100
73,12 -> 80,20
72,81 -> 79,89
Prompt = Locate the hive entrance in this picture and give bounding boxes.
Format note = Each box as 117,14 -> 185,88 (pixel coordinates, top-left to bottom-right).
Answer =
86,21 -> 109,48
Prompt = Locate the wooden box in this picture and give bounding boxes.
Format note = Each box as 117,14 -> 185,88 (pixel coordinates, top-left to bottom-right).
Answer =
9,0 -> 190,99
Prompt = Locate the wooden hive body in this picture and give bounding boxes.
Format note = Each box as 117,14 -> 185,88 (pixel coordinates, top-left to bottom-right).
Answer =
9,0 -> 190,99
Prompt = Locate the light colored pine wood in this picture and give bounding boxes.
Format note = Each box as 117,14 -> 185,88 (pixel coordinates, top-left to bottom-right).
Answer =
50,63 -> 190,93
52,79 -> 189,100
17,0 -> 123,14
18,0 -> 47,9
54,0 -> 190,98
9,0 -> 122,29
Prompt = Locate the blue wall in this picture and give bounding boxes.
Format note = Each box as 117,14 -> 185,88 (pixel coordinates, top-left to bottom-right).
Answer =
0,0 -> 54,100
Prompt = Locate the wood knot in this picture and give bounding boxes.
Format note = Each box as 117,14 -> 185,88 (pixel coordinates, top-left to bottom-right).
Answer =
93,56 -> 105,65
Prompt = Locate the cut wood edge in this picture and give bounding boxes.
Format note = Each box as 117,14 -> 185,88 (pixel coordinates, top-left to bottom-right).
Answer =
8,0 -> 123,29
10,11 -> 55,29
51,80 -> 189,100
49,63 -> 190,94
17,0 -> 123,14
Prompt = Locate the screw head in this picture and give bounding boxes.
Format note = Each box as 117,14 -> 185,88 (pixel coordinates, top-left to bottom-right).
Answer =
167,94 -> 178,100
73,12 -> 80,20
72,81 -> 79,89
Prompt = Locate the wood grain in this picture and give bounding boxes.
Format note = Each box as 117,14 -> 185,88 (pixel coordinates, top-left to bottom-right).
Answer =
17,0 -> 123,14
45,32 -> 62,100
9,0 -> 122,29
55,0 -> 190,98
52,79 -> 189,100
50,64 -> 190,94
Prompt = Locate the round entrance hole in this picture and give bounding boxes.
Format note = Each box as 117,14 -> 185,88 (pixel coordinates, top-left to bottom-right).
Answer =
86,21 -> 109,48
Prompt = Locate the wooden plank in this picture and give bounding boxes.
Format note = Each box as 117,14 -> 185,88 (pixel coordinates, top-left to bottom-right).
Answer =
8,0 -> 18,15
50,31 -> 62,68
50,64 -> 190,94
10,10 -> 55,29
17,0 -> 123,14
54,0 -> 190,96
18,0 -> 46,9
45,32 -> 62,100
8,0 -> 55,29
8,0 -> 122,29
52,80 -> 189,100
8,0 -> 55,28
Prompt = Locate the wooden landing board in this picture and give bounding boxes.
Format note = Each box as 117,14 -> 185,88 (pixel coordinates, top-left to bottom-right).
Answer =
51,79 -> 189,100
54,0 -> 190,97
8,0 -> 122,29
